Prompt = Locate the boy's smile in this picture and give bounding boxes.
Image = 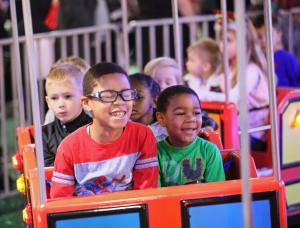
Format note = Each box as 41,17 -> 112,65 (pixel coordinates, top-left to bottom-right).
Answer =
82,73 -> 133,143
158,93 -> 202,147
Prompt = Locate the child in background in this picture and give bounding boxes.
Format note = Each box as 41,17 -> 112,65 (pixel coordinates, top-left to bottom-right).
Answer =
129,73 -> 161,125
43,64 -> 92,167
51,62 -> 158,198
144,57 -> 182,91
217,19 -> 270,150
156,85 -> 225,186
129,73 -> 218,141
185,38 -> 224,101
252,15 -> 300,87
44,56 -> 91,125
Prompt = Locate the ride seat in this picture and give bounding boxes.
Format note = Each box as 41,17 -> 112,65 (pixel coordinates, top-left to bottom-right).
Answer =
222,150 -> 258,180
201,101 -> 239,150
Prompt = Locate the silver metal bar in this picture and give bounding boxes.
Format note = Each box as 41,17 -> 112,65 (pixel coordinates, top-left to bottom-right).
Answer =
83,34 -> 90,64
105,32 -> 112,62
171,0 -> 183,74
221,0 -> 230,103
0,46 -> 9,194
264,0 -> 281,181
10,46 -> 19,133
23,44 -> 32,124
38,79 -> 45,120
121,0 -> 129,71
149,26 -> 156,60
163,25 -> 170,57
135,27 -> 142,71
9,0 -> 25,126
202,22 -> 209,38
61,36 -> 67,58
238,125 -> 271,134
115,30 -> 122,66
72,35 -> 79,56
235,0 -> 252,228
21,0 -> 47,204
0,189 -> 19,199
189,22 -> 197,44
95,32 -> 101,63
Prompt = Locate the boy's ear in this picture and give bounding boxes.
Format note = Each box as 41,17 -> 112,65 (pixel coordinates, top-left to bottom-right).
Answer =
203,61 -> 212,73
152,97 -> 158,109
45,96 -> 52,110
81,96 -> 92,113
156,112 -> 167,127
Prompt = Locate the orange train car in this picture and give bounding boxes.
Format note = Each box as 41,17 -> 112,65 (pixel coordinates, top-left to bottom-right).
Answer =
22,145 -> 286,228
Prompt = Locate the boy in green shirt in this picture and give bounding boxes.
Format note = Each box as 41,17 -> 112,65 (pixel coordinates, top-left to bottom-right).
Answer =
156,85 -> 225,186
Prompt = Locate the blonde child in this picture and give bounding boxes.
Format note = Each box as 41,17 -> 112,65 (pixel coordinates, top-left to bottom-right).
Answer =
218,19 -> 269,150
44,56 -> 91,124
185,38 -> 224,101
43,64 -> 92,167
51,62 -> 158,198
144,57 -> 182,91
156,85 -> 225,186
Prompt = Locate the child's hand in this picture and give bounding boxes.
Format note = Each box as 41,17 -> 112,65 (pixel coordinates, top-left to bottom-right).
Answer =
199,127 -> 214,137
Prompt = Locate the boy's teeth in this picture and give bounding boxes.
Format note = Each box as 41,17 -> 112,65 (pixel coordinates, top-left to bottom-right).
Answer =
112,111 -> 125,117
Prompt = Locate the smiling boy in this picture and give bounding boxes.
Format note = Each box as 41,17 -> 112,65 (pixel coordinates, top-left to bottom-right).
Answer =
50,62 -> 158,198
156,85 -> 225,187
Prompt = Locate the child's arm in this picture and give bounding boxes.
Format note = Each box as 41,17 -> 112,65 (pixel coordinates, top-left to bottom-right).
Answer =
133,128 -> 158,189
204,144 -> 225,182
50,142 -> 75,198
42,127 -> 55,167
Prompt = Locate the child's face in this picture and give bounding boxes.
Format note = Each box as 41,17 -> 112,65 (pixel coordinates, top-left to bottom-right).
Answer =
82,73 -> 133,131
130,81 -> 155,125
157,93 -> 202,147
153,66 -> 179,91
256,25 -> 282,52
220,30 -> 237,61
46,78 -> 83,124
186,50 -> 209,77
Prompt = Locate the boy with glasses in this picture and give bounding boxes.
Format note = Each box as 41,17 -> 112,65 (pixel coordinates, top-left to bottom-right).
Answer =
51,62 -> 158,198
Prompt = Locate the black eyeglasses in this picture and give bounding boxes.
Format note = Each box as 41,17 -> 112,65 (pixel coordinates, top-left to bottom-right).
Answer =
87,89 -> 137,103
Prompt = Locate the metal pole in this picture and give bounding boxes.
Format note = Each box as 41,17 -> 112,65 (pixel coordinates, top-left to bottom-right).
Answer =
0,47 -> 9,194
171,0 -> 183,74
10,0 -> 25,125
221,0 -> 230,103
235,0 -> 252,228
264,0 -> 281,181
121,0 -> 129,71
21,0 -> 47,204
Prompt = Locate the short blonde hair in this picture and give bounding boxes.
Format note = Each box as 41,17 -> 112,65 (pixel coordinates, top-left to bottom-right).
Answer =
45,64 -> 84,94
187,38 -> 221,73
144,57 -> 182,84
54,56 -> 90,74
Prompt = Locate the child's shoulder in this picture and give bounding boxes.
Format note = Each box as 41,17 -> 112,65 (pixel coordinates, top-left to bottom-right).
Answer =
196,136 -> 219,150
125,121 -> 153,136
60,124 -> 89,144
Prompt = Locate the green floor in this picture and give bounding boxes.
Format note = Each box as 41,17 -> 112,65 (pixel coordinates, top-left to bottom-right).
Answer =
0,194 -> 26,228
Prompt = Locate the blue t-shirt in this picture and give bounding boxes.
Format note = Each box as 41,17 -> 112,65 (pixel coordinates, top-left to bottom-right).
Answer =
274,49 -> 300,87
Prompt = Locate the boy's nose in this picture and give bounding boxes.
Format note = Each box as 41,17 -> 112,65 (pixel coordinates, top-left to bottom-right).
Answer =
113,94 -> 126,104
58,99 -> 65,107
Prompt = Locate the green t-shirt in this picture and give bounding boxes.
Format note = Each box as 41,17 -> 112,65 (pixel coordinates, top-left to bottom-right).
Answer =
157,136 -> 225,187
